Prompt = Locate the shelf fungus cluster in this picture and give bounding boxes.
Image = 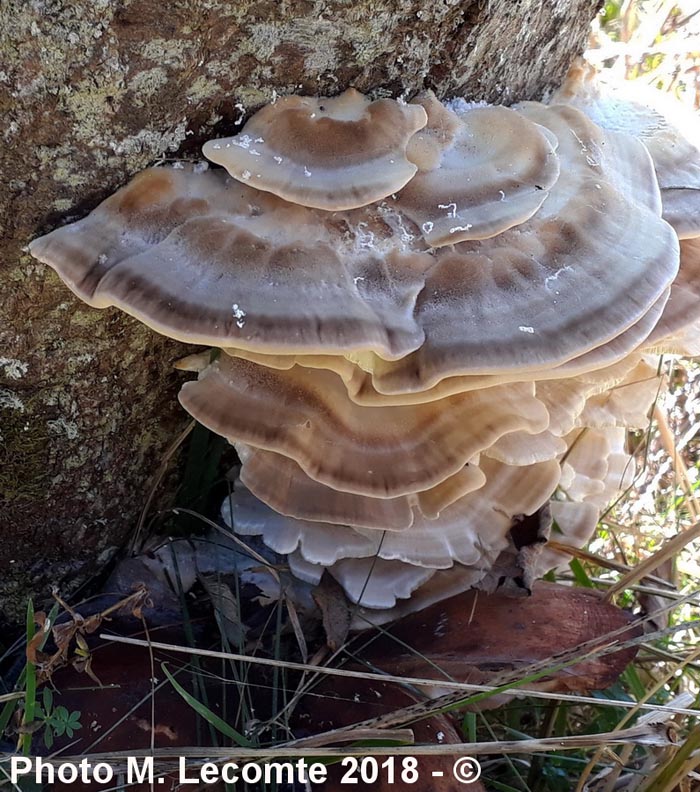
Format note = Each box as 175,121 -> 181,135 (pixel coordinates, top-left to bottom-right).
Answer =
30,68 -> 700,624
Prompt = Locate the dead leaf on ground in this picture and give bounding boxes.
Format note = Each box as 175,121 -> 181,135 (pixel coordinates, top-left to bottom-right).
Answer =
478,504 -> 552,596
26,586 -> 152,684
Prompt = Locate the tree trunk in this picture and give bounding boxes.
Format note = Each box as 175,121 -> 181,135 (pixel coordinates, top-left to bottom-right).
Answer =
0,0 -> 599,622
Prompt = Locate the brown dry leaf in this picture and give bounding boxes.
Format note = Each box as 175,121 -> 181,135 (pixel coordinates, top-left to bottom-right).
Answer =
51,622 -> 78,656
361,581 -> 640,699
14,720 -> 44,737
81,614 -> 104,634
312,572 -> 352,651
114,585 -> 153,620
71,636 -> 103,687
34,587 -> 153,684
477,504 -> 552,595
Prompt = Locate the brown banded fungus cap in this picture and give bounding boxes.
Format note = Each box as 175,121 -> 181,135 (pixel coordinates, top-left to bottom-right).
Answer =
553,58 -> 700,238
202,88 -> 428,210
394,91 -> 560,247
577,359 -> 662,431
226,480 -> 492,571
30,99 -> 678,394
178,354 -> 548,497
235,444 -> 487,530
362,103 -> 678,396
645,239 -> 700,349
29,166 -> 434,358
222,329 -> 654,406
530,353 -> 644,441
217,262 -> 669,411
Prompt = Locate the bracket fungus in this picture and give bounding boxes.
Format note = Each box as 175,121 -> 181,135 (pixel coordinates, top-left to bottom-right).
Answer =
554,58 -> 700,238
202,88 -> 427,211
178,354 -> 549,497
29,66 -> 699,620
233,444 -> 488,530
392,92 -> 561,247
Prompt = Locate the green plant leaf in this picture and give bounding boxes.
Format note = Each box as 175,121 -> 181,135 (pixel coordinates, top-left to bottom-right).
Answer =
22,599 -> 37,756
621,664 -> 646,701
569,558 -> 595,588
462,711 -> 477,743
0,604 -> 59,744
161,663 -> 252,747
42,688 -> 53,715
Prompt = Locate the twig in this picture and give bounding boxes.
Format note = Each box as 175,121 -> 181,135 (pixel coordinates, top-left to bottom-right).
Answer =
3,722 -> 675,769
653,403 -> 700,520
603,520 -> 700,601
98,633 -> 700,718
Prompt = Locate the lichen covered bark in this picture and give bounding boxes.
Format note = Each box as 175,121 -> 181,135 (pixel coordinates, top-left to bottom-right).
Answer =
0,0 -> 599,622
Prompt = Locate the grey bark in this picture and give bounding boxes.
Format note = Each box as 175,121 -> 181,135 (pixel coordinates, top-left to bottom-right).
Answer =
0,0 -> 599,622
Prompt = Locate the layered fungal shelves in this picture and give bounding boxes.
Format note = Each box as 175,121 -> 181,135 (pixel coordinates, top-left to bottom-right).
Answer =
30,60 -> 700,626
